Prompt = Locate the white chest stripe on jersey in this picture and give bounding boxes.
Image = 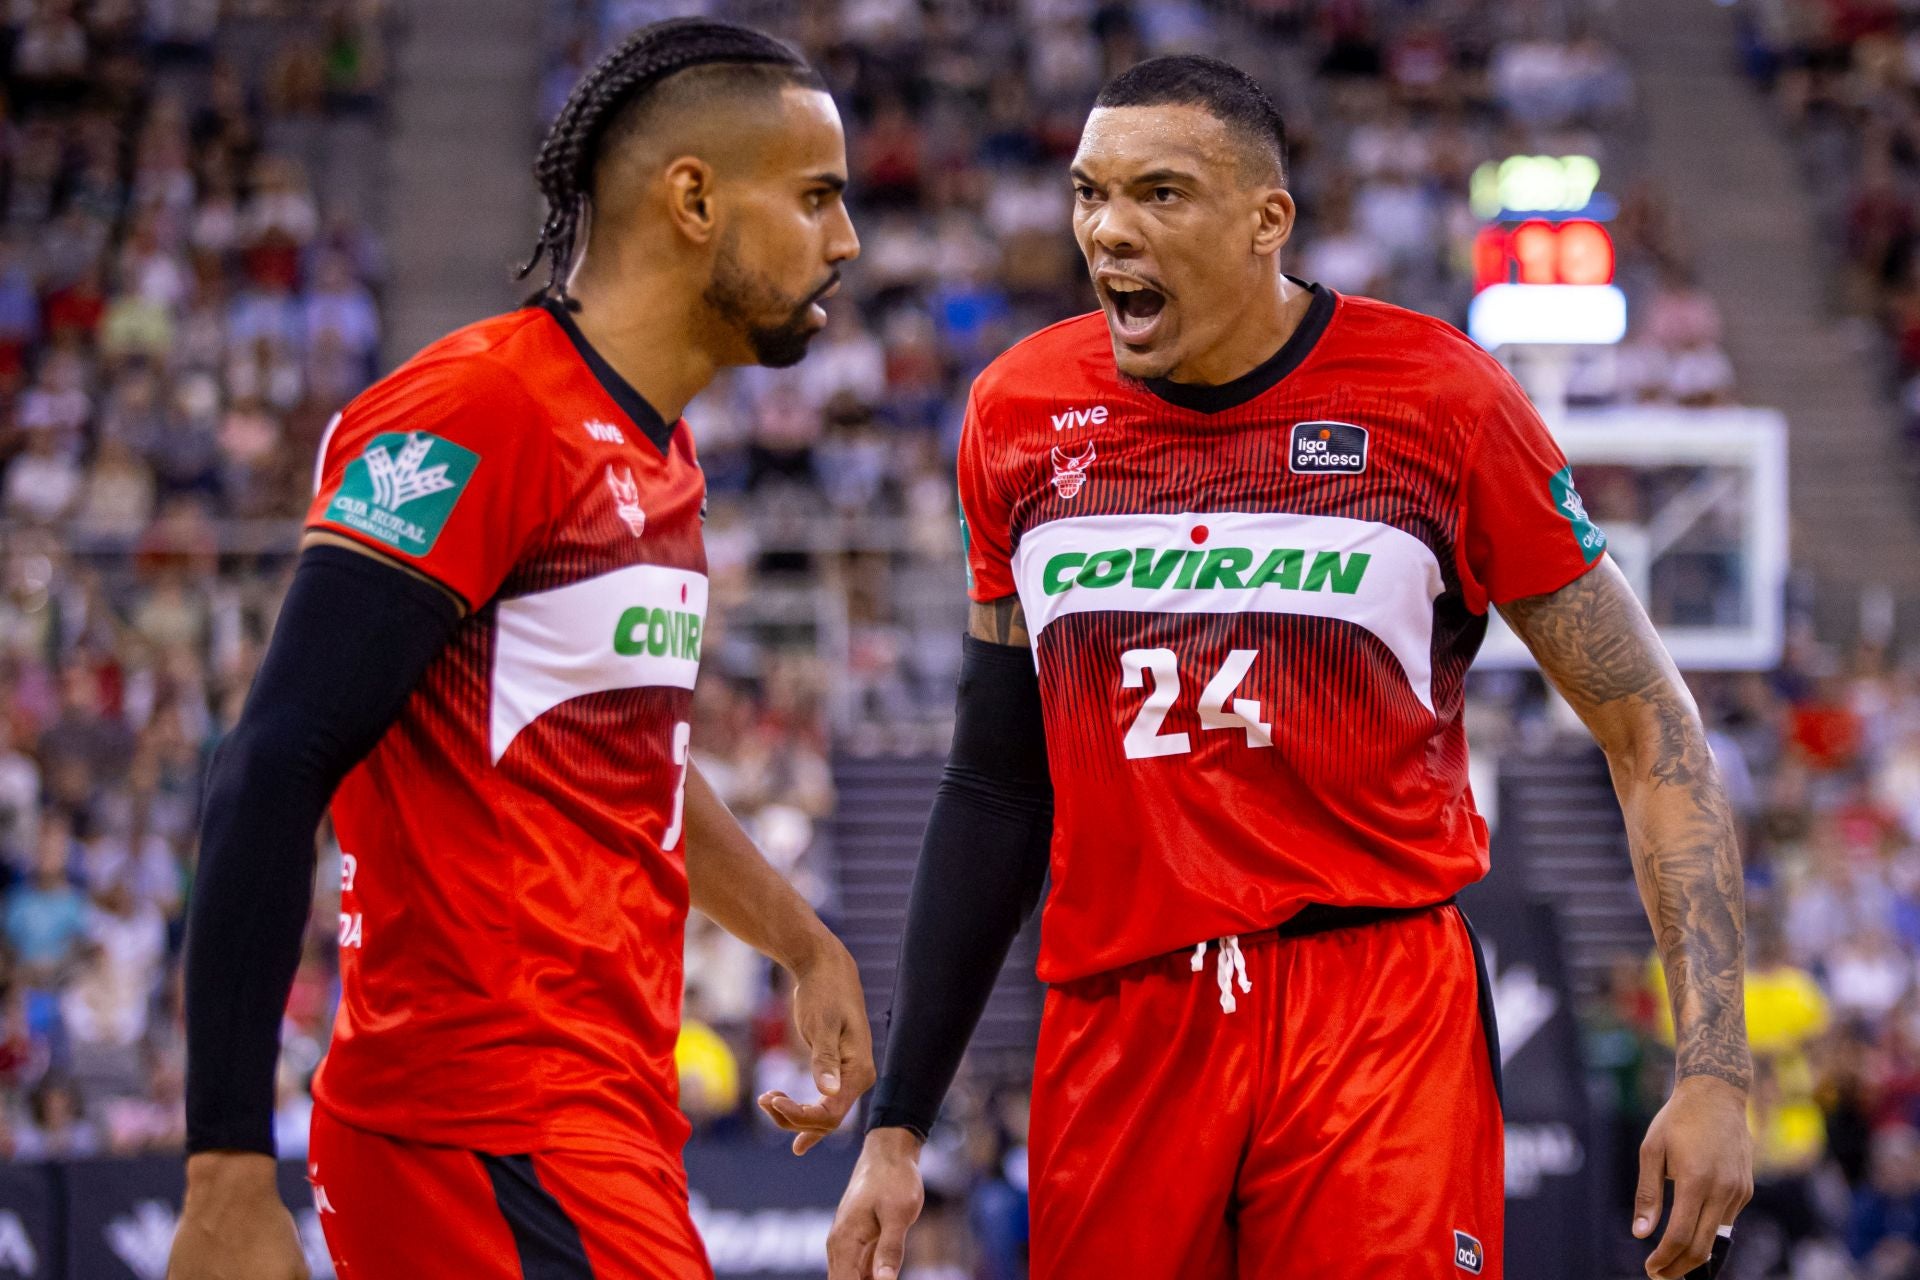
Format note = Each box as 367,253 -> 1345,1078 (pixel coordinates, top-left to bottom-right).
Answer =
1012,511 -> 1445,712
489,563 -> 709,763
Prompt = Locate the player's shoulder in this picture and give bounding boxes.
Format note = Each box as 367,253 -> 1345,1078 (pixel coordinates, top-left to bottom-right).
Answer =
1324,292 -> 1515,405
330,308 -> 548,448
968,311 -> 1115,419
358,307 -> 548,410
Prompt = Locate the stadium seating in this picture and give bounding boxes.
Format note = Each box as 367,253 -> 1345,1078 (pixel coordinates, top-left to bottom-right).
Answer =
10,0 -> 1920,1276
0,0 -> 396,1166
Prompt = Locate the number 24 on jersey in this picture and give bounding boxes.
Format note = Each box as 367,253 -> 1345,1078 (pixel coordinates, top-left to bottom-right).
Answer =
1120,648 -> 1273,760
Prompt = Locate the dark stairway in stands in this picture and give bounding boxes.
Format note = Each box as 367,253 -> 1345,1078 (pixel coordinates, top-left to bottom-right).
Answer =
1496,742 -> 1648,1003
826,755 -> 1044,1064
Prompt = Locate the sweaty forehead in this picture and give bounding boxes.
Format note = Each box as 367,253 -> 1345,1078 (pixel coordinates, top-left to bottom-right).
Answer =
1073,105 -> 1244,185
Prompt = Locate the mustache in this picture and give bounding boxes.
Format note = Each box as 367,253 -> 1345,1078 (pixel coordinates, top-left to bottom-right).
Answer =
1096,267 -> 1169,295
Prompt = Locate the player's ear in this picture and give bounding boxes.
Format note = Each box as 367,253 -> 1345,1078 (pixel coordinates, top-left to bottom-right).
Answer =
662,156 -> 720,246
1251,185 -> 1295,259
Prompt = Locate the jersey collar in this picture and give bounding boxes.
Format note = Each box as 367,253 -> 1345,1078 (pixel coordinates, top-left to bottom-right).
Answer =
539,297 -> 677,456
1139,279 -> 1337,415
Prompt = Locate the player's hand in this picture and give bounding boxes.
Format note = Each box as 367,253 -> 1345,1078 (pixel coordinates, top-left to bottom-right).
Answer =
827,1126 -> 924,1280
758,936 -> 875,1155
167,1152 -> 310,1280
1633,1075 -> 1753,1279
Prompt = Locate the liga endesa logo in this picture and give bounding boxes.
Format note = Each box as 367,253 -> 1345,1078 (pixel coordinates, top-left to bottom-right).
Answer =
1289,420 -> 1369,474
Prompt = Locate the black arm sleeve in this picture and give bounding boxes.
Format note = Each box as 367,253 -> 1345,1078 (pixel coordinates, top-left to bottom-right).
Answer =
184,544 -> 462,1155
865,635 -> 1052,1139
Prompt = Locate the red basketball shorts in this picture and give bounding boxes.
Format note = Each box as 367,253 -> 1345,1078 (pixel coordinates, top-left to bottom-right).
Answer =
307,1104 -> 711,1280
1028,902 -> 1504,1280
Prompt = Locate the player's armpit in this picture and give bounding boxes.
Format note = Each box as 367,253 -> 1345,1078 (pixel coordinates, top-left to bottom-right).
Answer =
1497,560 -> 1751,1095
967,594 -> 1029,647
301,529 -> 469,616
1495,558 -> 1678,742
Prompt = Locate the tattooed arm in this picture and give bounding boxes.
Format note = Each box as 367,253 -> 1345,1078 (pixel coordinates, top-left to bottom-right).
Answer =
1501,559 -> 1749,1091
1501,558 -> 1752,1278
969,594 -> 1031,646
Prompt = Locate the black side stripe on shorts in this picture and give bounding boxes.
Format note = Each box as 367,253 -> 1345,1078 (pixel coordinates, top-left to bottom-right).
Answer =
1457,910 -> 1506,1111
479,1152 -> 594,1278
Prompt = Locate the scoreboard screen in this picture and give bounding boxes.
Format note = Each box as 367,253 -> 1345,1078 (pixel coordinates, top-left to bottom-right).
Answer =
1466,161 -> 1628,349
1472,219 -> 1616,293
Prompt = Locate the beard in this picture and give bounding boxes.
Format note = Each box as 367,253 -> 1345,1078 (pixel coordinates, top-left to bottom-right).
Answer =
704,233 -> 832,369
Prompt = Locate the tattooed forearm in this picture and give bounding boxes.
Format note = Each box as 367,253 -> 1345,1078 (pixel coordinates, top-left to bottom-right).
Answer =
968,595 -> 1030,647
1501,560 -> 1750,1093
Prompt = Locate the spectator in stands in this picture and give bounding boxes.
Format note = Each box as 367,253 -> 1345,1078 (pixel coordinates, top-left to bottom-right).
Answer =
1298,182 -> 1390,299
13,1 -> 91,109
102,1052 -> 185,1155
15,1075 -> 98,1160
0,720 -> 40,873
302,251 -> 379,378
73,437 -> 158,548
2,425 -> 79,525
676,1013 -> 742,1133
5,820 -> 86,986
60,876 -> 165,1072
1831,928 -> 1918,1024
1850,1123 -> 1920,1267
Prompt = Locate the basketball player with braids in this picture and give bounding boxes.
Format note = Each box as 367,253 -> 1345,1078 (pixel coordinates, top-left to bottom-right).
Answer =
168,19 -> 864,1280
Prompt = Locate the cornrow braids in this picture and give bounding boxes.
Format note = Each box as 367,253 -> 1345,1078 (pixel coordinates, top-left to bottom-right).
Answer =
519,17 -> 819,305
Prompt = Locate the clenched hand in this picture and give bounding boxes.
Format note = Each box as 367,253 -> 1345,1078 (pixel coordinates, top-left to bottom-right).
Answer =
167,1153 -> 309,1280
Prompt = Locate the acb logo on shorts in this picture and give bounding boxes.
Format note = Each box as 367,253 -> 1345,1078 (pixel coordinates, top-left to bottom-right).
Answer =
1453,1229 -> 1485,1274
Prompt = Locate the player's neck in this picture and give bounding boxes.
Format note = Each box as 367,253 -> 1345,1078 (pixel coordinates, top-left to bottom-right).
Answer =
1160,275 -> 1313,387
563,277 -> 717,424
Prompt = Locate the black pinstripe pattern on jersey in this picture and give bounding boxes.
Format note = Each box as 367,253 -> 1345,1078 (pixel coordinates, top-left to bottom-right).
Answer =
983,300 -> 1490,866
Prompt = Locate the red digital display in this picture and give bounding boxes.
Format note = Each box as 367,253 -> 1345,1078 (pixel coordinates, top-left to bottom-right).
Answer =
1471,219 -> 1615,293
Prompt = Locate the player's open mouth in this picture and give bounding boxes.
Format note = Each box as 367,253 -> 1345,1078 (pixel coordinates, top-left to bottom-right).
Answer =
1103,277 -> 1167,342
806,275 -> 842,326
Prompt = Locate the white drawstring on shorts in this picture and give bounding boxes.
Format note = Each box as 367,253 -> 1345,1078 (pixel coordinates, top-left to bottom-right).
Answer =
1190,935 -> 1252,1013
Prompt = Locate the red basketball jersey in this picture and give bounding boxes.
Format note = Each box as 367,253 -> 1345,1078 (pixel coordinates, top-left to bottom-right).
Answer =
305,299 -> 707,1167
958,285 -> 1608,982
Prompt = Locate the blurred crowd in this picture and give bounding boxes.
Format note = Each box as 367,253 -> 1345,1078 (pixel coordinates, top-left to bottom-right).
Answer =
0,0 -> 393,1165
1735,0 -> 1920,475
0,0 -> 1901,1277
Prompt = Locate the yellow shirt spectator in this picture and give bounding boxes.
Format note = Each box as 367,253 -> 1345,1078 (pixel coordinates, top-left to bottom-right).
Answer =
1647,952 -> 1832,1174
675,1017 -> 741,1119
1645,952 -> 1830,1055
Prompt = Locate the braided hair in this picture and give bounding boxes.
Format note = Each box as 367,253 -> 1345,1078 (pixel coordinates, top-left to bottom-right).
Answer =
519,17 -> 821,305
